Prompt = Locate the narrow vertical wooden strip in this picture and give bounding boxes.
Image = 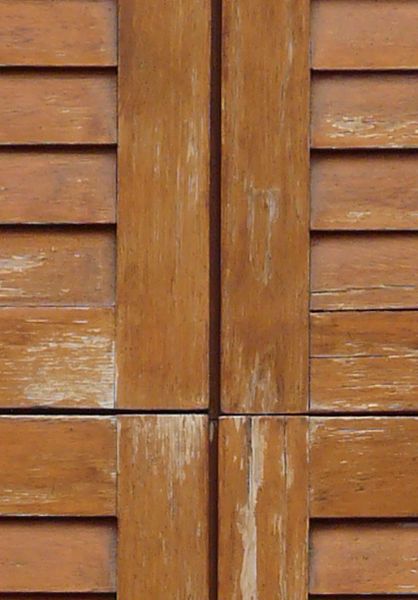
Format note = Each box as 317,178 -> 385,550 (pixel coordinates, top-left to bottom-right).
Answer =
117,0 -> 210,409
222,0 -> 310,412
218,417 -> 308,598
118,415 -> 209,598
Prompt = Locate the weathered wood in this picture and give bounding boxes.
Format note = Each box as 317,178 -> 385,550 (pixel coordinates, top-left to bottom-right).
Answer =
310,417 -> 418,517
0,229 -> 115,306
0,0 -> 116,66
0,72 -> 116,144
221,0 -> 309,412
218,417 -> 308,598
0,596 -> 114,600
0,308 -> 114,408
0,417 -> 116,515
0,519 -> 116,592
311,233 -> 418,310
118,416 -> 209,598
0,150 -> 116,224
117,0 -> 210,409
310,521 -> 418,594
311,152 -> 418,231
312,74 -> 418,148
311,0 -> 418,70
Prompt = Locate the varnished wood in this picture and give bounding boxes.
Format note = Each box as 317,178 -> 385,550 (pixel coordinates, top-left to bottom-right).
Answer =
310,417 -> 418,517
117,0 -> 210,409
0,150 -> 116,224
0,308 -> 114,408
118,416 -> 209,598
0,417 -> 116,515
311,233 -> 418,310
0,228 -> 115,306
0,0 -> 116,66
221,0 -> 309,413
312,74 -> 418,149
0,72 -> 116,145
0,519 -> 116,592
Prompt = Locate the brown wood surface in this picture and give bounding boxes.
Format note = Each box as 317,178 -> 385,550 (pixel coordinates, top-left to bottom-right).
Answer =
0,308 -> 114,408
311,0 -> 418,70
311,233 -> 418,310
0,229 -> 115,306
0,417 -> 116,515
311,311 -> 418,412
311,152 -> 418,230
312,74 -> 418,149
0,596 -> 114,600
221,0 -> 309,413
118,416 -> 209,598
0,0 -> 116,66
0,150 -> 116,224
310,521 -> 418,594
310,417 -> 418,517
0,519 -> 116,592
117,0 -> 210,409
0,72 -> 116,145
218,417 -> 308,598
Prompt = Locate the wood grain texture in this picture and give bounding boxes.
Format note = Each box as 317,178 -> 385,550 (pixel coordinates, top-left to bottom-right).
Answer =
118,416 -> 209,598
311,233 -> 418,310
0,150 -> 116,224
0,308 -> 114,408
0,0 -> 116,66
311,152 -> 418,230
218,417 -> 308,598
0,417 -> 116,515
312,74 -> 418,149
0,72 -> 116,145
311,0 -> 418,70
221,0 -> 309,413
0,596 -> 114,600
0,519 -> 115,593
310,417 -> 418,517
0,228 -> 115,306
117,0 -> 210,409
310,521 -> 418,594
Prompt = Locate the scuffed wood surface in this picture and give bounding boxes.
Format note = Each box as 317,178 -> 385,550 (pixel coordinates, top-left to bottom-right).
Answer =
311,233 -> 418,310
0,519 -> 116,592
0,229 -> 115,306
0,308 -> 114,408
117,0 -> 210,409
312,0 -> 418,70
0,0 -> 116,66
0,417 -> 116,515
311,152 -> 418,230
0,150 -> 116,224
118,416 -> 209,598
310,417 -> 418,517
218,417 -> 308,598
221,0 -> 309,413
0,72 -> 116,144
310,521 -> 418,594
312,74 -> 418,148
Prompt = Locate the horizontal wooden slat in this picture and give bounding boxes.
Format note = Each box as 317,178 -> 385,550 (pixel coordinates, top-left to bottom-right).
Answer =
311,233 -> 418,310
311,0 -> 418,70
0,519 -> 115,592
310,417 -> 418,517
310,597 -> 418,600
0,308 -> 114,408
0,0 -> 116,66
311,311 -> 418,412
312,74 -> 418,149
0,228 -> 115,306
310,521 -> 418,594
0,597 -> 115,600
0,150 -> 116,224
0,417 -> 116,515
0,72 -> 116,145
311,152 -> 418,231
